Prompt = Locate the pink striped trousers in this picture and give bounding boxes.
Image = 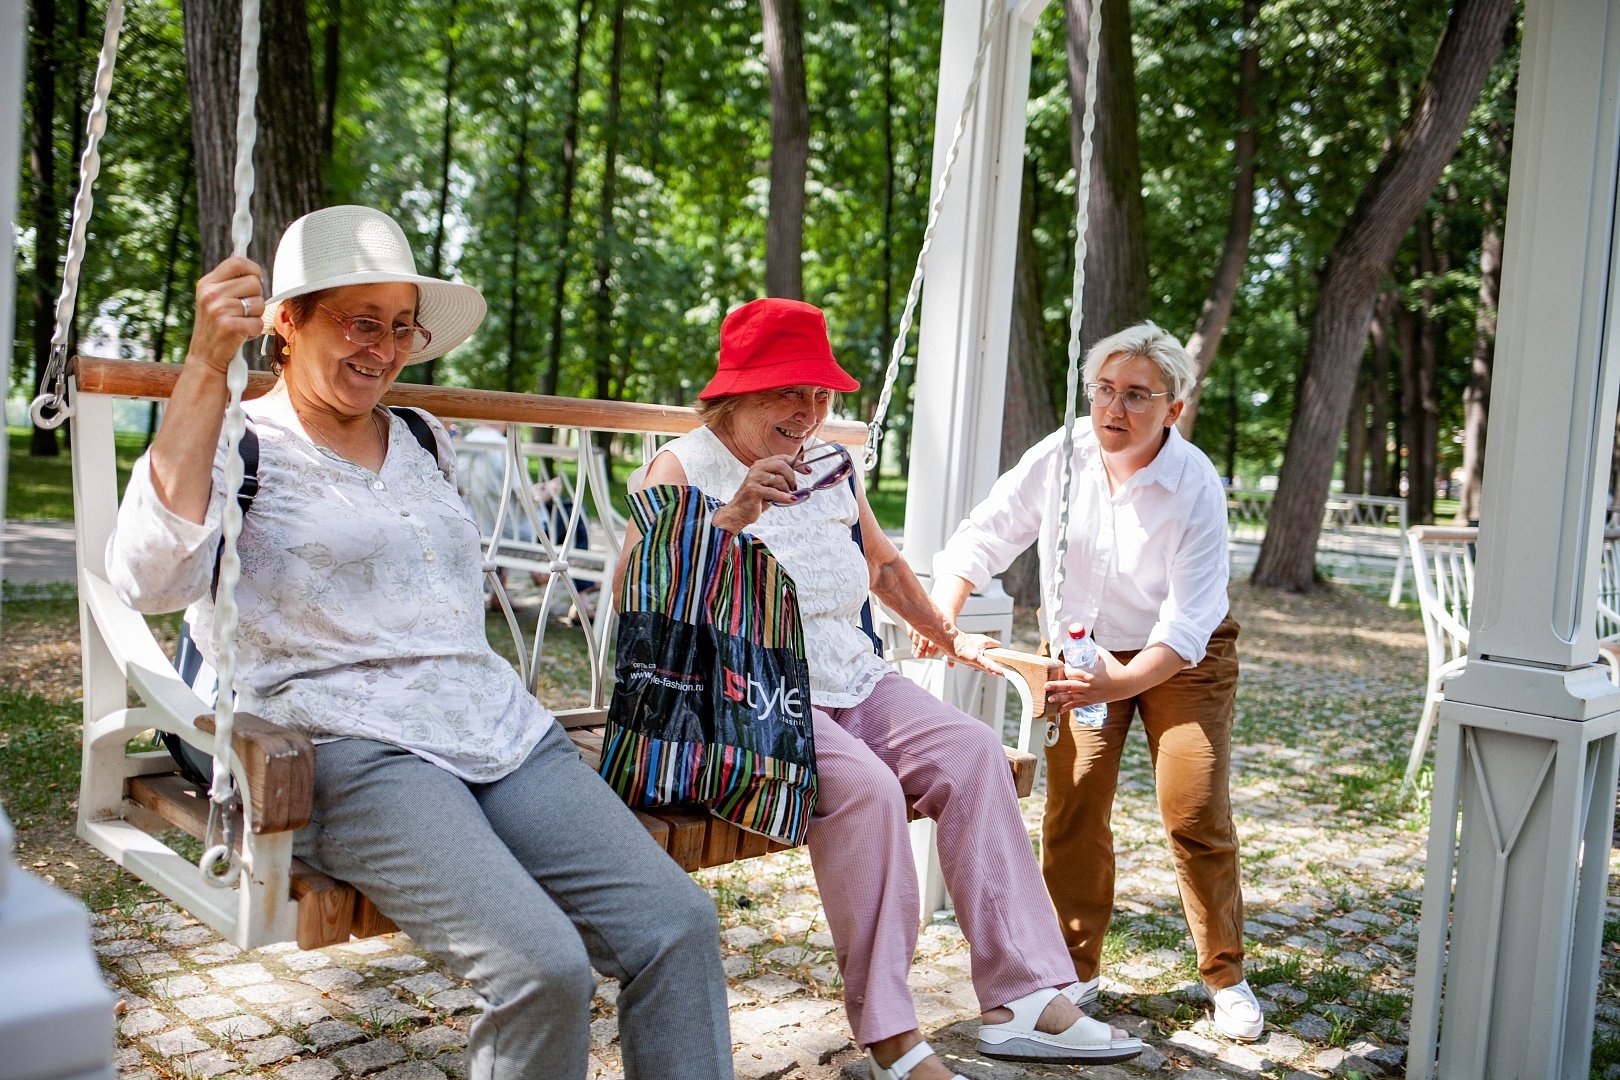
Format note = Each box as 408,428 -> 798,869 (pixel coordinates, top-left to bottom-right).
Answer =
807,671 -> 1076,1046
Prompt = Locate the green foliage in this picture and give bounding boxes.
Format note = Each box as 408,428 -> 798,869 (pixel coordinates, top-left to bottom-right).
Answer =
13,0 -> 1518,497
7,426 -> 145,518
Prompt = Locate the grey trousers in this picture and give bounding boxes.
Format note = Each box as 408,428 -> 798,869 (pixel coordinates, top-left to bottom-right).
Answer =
293,724 -> 733,1080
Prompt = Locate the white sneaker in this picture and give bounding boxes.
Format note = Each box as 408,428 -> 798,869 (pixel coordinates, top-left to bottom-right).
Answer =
1210,979 -> 1264,1041
1061,976 -> 1100,1007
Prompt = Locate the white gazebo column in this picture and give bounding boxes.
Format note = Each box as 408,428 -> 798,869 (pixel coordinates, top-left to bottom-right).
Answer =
1408,1 -> 1620,1076
896,0 -> 1050,918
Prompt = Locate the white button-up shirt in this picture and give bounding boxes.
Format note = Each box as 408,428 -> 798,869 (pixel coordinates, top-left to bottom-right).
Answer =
107,392 -> 553,782
934,421 -> 1230,666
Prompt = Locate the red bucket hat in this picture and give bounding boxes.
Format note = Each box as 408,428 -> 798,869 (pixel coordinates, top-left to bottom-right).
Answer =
698,298 -> 861,400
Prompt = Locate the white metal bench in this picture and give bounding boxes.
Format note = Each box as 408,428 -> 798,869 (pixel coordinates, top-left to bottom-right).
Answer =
1403,524 -> 1620,791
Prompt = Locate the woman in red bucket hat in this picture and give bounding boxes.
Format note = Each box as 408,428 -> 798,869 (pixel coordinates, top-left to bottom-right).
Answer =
616,298 -> 1142,1080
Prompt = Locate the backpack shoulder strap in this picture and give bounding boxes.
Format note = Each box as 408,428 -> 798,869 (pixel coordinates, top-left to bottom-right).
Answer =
211,420 -> 260,599
390,405 -> 439,458
390,405 -> 452,481
846,473 -> 882,655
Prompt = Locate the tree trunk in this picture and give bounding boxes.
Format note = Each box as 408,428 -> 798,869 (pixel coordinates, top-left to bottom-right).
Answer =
1178,0 -> 1261,439
317,0 -> 339,187
1065,0 -> 1149,348
147,151 -> 195,446
1393,292 -> 1417,504
870,0 -> 895,489
1459,212 -> 1500,523
504,62 -> 535,393
1366,288 -> 1395,496
28,0 -> 61,456
1459,122 -> 1508,524
617,13 -> 670,401
184,0 -> 322,284
1224,361 -> 1239,482
420,0 -> 459,388
1251,0 -> 1514,591
761,0 -> 808,299
1344,367 -> 1369,495
540,0 -> 589,398
592,0 -> 626,407
1408,213 -> 1440,524
1000,163 -> 1058,609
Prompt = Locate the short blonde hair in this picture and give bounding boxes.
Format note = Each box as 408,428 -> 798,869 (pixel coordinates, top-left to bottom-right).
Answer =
1082,321 -> 1197,403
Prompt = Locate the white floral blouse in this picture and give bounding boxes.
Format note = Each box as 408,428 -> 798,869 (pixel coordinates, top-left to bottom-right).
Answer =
108,390 -> 553,782
657,426 -> 890,709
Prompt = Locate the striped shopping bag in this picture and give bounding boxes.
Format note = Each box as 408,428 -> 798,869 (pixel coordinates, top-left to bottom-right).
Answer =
599,484 -> 817,846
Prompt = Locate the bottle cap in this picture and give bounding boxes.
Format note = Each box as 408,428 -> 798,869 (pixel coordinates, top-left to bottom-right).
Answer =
1067,622 -> 1086,639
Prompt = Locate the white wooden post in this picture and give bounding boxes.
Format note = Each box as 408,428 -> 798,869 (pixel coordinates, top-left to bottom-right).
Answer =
1408,0 -> 1620,1075
902,0 -> 1051,920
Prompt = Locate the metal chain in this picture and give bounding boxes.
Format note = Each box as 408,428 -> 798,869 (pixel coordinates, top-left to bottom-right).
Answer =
862,0 -> 1006,471
1047,0 -> 1104,651
28,0 -> 126,430
201,0 -> 262,889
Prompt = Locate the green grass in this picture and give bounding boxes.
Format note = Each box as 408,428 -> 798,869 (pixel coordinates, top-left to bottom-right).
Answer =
1592,1031 -> 1620,1076
7,427 -> 147,519
0,685 -> 81,830
864,472 -> 907,532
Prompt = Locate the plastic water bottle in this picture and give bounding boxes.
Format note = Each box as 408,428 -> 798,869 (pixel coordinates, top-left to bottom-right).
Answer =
1060,622 -> 1108,728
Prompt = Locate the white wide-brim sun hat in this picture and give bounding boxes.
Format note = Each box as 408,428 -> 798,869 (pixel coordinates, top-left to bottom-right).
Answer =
262,204 -> 486,366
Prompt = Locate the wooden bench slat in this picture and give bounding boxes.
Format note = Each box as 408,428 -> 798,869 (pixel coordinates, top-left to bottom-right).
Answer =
73,357 -> 867,444
288,860 -> 355,950
194,712 -> 315,835
127,774 -> 219,840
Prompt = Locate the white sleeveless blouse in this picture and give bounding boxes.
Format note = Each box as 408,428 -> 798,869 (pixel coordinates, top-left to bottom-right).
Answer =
657,426 -> 889,708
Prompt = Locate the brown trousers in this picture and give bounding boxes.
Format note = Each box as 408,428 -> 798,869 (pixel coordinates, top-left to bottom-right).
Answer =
1041,613 -> 1244,989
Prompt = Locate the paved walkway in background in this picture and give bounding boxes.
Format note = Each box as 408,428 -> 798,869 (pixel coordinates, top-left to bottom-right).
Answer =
3,519 -> 77,586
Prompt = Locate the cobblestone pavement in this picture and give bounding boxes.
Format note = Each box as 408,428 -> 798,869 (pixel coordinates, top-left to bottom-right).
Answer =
93,585 -> 1620,1078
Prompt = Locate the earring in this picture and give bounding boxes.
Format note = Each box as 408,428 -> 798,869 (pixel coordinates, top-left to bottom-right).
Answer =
281,345 -> 290,356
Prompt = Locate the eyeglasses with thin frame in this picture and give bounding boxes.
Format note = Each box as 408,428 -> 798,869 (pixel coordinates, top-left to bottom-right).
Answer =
786,442 -> 855,503
318,304 -> 433,355
1085,382 -> 1172,414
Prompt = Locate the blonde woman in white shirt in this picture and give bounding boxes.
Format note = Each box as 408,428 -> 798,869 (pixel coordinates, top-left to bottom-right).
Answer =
108,206 -> 733,1080
924,322 -> 1262,1043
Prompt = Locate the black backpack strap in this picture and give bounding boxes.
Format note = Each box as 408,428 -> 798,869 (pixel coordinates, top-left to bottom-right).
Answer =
210,421 -> 260,600
164,620 -> 217,787
390,405 -> 440,460
846,473 -> 882,655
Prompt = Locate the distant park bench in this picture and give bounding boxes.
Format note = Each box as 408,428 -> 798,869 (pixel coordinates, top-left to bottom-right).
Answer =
1225,487 -> 1409,605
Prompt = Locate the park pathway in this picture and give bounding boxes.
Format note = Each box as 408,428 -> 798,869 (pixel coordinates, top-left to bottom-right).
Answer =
2,519 -> 77,589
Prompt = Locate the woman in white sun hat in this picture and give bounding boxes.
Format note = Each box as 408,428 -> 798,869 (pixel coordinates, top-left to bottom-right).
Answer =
108,205 -> 734,1080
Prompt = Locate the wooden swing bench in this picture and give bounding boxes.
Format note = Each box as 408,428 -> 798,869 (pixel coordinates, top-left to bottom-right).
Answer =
68,357 -> 1048,952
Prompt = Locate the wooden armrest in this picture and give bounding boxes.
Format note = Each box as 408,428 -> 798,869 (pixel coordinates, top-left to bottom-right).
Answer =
193,713 -> 316,834
985,647 -> 1064,718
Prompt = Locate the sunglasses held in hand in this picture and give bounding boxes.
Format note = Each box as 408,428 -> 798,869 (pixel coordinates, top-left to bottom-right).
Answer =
785,443 -> 855,503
